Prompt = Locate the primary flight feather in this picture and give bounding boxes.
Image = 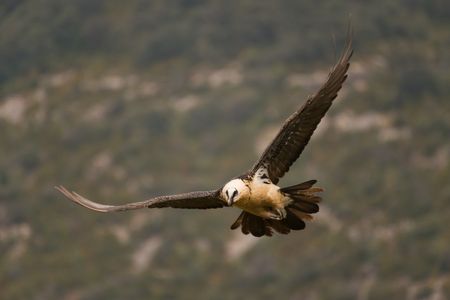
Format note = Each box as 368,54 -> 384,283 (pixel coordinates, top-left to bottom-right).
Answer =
56,28 -> 353,237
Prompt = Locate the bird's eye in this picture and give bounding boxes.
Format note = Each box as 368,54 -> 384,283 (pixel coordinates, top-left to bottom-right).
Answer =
231,190 -> 238,199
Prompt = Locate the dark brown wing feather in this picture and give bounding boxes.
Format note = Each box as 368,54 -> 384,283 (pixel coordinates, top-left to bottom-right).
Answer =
232,211 -> 309,237
251,31 -> 353,184
55,186 -> 225,212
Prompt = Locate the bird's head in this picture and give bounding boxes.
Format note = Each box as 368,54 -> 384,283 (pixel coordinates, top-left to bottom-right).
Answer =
222,179 -> 248,206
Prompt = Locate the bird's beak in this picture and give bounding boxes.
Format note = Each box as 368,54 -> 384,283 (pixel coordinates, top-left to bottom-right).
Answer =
227,194 -> 236,206
224,188 -> 238,206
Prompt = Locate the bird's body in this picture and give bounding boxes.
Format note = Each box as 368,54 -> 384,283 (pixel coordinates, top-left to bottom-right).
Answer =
56,26 -> 353,237
227,175 -> 289,219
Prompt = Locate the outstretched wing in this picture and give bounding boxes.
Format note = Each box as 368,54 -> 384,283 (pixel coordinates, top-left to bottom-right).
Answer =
251,30 -> 353,184
55,186 -> 226,212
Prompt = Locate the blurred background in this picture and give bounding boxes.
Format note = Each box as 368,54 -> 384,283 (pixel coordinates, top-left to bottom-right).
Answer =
1,0 -> 449,299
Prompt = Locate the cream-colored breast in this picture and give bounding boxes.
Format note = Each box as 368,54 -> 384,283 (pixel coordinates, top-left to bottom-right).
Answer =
234,180 -> 287,217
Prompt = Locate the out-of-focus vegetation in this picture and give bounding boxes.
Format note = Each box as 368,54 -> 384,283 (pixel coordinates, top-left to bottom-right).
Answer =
1,1 -> 449,299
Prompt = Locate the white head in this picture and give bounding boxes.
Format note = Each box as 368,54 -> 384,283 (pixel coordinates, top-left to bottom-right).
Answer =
222,179 -> 249,206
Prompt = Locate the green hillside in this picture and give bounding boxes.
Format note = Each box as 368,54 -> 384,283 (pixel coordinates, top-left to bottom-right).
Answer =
1,1 -> 449,299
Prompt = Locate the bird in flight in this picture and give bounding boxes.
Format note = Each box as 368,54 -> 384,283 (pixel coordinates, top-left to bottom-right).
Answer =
56,30 -> 353,237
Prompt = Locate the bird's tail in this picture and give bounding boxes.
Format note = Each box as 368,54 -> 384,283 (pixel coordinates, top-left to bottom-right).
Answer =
280,179 -> 322,222
230,180 -> 322,237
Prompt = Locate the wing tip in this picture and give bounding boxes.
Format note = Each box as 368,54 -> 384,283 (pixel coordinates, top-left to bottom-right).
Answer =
338,24 -> 354,65
55,185 -> 114,212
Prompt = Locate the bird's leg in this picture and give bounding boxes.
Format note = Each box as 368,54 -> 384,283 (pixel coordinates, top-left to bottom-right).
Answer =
266,206 -> 286,220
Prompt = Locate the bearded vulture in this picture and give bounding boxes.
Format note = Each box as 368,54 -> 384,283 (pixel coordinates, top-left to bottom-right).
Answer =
56,29 -> 353,237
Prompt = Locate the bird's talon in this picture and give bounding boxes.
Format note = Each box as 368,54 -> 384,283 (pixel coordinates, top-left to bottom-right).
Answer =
268,207 -> 286,220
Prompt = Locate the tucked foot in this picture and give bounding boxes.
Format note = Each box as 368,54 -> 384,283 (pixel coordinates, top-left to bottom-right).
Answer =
266,207 -> 286,220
